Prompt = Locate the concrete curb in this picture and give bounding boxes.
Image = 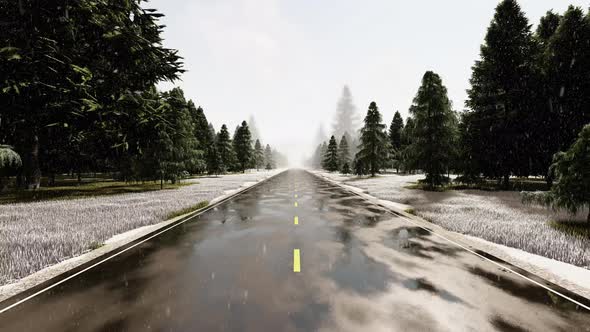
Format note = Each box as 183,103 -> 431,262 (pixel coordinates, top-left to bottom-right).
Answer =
0,170 -> 286,308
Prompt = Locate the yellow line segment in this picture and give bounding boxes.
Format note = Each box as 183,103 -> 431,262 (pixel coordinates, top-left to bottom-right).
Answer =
294,216 -> 299,225
293,249 -> 301,272
294,202 -> 298,207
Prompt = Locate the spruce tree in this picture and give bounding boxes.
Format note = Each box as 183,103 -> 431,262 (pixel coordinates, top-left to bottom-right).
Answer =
323,136 -> 340,172
400,117 -> 416,173
264,144 -> 274,170
389,111 -> 404,172
466,0 -> 540,187
338,135 -> 350,167
234,121 -> 252,173
332,86 -> 359,140
216,124 -> 233,173
206,145 -> 222,176
544,6 -> 590,152
410,71 -> 457,187
355,102 -> 388,177
254,139 -> 265,170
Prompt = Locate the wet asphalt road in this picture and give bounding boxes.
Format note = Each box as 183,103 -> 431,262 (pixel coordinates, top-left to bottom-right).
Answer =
1,169 -> 590,331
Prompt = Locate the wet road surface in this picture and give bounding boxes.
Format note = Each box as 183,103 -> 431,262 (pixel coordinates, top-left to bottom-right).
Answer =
1,170 -> 589,331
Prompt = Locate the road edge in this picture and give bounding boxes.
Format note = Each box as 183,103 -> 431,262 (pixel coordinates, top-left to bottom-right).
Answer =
0,169 -> 287,311
306,170 -> 590,309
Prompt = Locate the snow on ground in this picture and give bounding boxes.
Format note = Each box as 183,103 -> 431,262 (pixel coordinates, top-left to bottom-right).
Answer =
0,170 -> 282,286
314,171 -> 589,269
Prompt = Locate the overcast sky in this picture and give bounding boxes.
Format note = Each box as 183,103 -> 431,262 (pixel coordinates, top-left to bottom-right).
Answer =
148,0 -> 587,166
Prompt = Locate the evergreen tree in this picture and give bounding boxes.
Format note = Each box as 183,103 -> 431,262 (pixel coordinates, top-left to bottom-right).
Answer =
253,139 -> 265,170
216,124 -> 234,173
400,117 -> 416,173
341,161 -> 351,175
466,0 -> 540,187
206,145 -> 222,176
389,111 -> 404,171
544,6 -> 590,152
338,135 -> 350,167
410,71 -> 457,187
323,136 -> 340,172
248,115 -> 261,143
191,104 -> 212,153
332,85 -> 359,140
234,121 -> 252,173
523,124 -> 590,224
264,144 -> 274,170
355,102 -> 388,177
389,111 -> 404,151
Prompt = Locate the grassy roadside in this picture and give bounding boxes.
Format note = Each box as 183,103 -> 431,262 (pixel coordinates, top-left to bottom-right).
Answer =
548,221 -> 590,240
166,200 -> 210,220
0,181 -> 192,204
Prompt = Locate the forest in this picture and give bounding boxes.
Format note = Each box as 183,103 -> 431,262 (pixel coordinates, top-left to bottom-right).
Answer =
0,0 -> 285,193
311,1 -> 590,221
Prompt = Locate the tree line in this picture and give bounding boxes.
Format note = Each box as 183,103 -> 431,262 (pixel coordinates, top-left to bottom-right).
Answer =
312,0 -> 590,219
0,1 -> 283,191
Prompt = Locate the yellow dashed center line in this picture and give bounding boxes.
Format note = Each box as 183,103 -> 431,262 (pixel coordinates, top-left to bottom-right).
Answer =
293,249 -> 301,272
294,201 -> 298,207
294,216 -> 299,225
295,194 -> 298,198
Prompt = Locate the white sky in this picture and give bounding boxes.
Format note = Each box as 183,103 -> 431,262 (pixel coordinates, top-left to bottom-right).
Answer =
149,0 -> 587,166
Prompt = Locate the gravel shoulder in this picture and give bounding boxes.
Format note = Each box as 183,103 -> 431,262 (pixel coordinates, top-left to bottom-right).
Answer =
0,170 -> 283,291
311,170 -> 590,300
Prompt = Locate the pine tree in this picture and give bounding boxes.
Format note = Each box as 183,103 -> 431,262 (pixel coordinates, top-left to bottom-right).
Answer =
233,121 -> 252,173
264,144 -> 274,170
216,124 -> 233,174
400,117 -> 416,173
332,86 -> 359,140
544,6 -> 590,152
466,0 -> 540,187
338,135 -> 350,167
389,111 -> 404,172
323,136 -> 340,172
410,71 -> 457,187
253,139 -> 265,170
523,124 -> 590,224
206,145 -> 222,176
355,102 -> 388,177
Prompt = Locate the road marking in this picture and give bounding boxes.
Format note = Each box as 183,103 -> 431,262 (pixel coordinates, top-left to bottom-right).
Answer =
294,216 -> 299,225
295,194 -> 298,198
294,202 -> 298,207
293,249 -> 301,272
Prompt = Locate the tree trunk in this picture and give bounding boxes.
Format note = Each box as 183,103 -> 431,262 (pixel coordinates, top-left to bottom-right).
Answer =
160,175 -> 163,190
587,210 -> 589,225
77,172 -> 82,186
48,173 -> 56,187
25,134 -> 41,190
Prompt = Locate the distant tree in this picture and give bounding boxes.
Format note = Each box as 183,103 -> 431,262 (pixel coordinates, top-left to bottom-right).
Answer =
410,71 -> 457,187
264,144 -> 274,170
355,102 -> 388,177
233,121 -> 252,173
332,85 -> 359,140
253,139 -> 265,170
323,136 -> 340,172
190,104 -> 212,153
0,145 -> 22,191
523,125 -> 590,224
216,125 -> 234,173
314,124 -> 328,148
338,135 -> 350,167
389,111 -> 404,172
320,141 -> 328,167
341,161 -> 350,175
466,0 -> 540,187
248,115 -> 261,143
352,155 -> 365,176
537,11 -> 561,45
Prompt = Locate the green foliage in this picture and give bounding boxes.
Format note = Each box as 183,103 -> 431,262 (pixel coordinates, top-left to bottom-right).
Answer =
341,161 -> 350,175
0,145 -> 22,170
355,102 -> 388,176
389,111 -> 404,151
523,125 -> 590,223
338,135 -> 350,167
323,136 -> 340,172
466,0 -> 540,186
234,121 -> 253,172
409,71 -> 457,187
253,139 -> 265,170
216,125 -> 234,174
264,144 -> 274,170
166,201 -> 209,220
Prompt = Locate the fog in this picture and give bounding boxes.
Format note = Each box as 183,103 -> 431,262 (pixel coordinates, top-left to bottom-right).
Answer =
149,0 -> 586,167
